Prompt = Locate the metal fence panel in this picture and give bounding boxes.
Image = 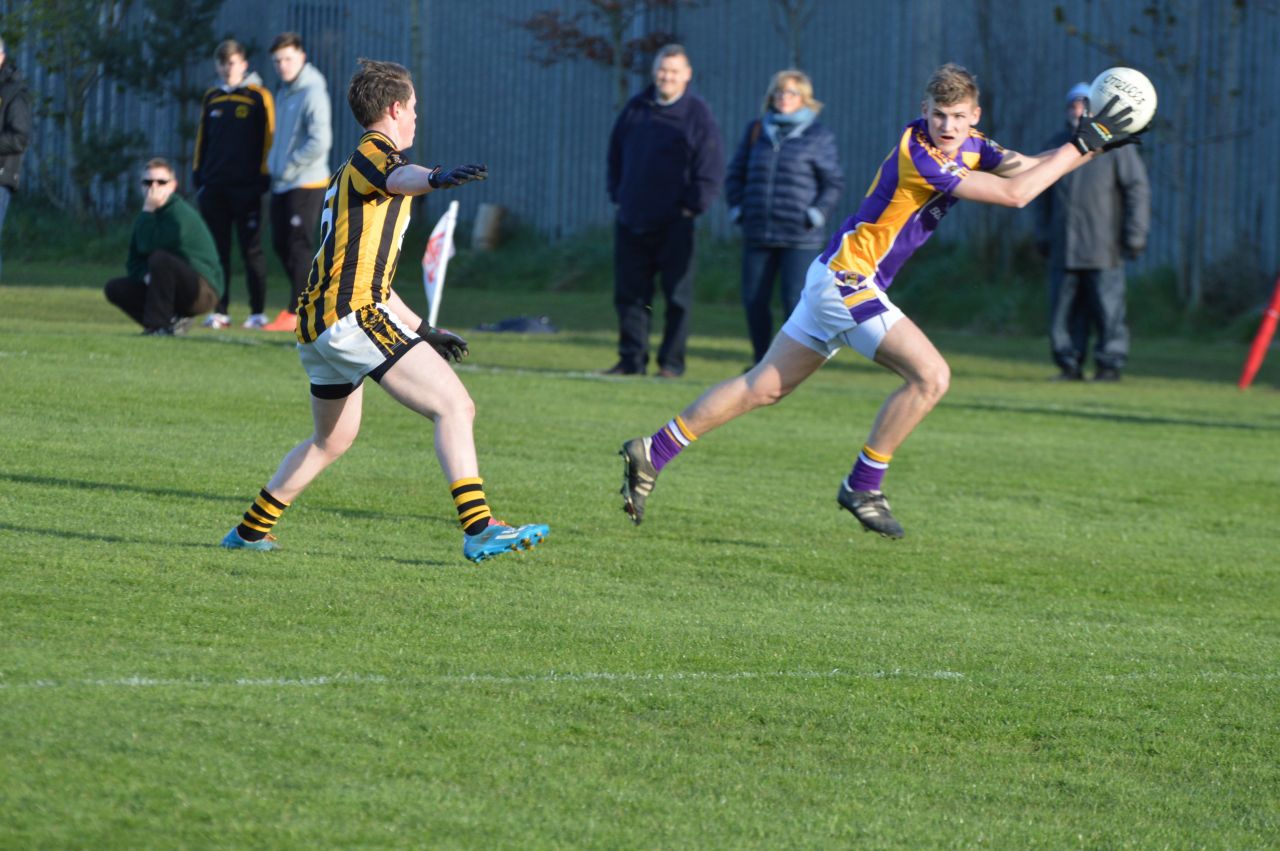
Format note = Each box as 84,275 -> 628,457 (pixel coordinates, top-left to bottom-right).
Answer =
7,0 -> 1278,280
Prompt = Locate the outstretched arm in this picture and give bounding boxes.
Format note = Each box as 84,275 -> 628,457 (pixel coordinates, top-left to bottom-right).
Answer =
957,95 -> 1138,208
991,147 -> 1057,177
386,163 -> 488,197
953,144 -> 1095,208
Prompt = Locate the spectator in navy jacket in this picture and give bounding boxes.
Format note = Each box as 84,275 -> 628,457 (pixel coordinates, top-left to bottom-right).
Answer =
726,70 -> 843,364
605,44 -> 725,377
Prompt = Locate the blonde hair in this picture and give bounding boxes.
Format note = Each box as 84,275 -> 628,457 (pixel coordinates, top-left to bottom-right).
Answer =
925,63 -> 980,106
764,69 -> 822,114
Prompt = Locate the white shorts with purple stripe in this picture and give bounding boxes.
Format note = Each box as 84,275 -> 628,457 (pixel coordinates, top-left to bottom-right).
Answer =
780,258 -> 905,360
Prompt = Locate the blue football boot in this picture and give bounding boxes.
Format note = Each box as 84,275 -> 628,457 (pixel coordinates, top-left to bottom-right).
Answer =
463,519 -> 549,563
220,527 -> 280,551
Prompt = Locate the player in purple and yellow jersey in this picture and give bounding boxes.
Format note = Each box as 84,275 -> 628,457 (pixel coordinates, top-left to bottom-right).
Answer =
618,63 -> 1139,538
221,58 -> 548,563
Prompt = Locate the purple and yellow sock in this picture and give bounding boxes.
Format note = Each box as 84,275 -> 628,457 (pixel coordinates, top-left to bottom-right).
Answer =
649,415 -> 697,472
236,488 -> 290,542
846,444 -> 892,493
452,477 -> 493,536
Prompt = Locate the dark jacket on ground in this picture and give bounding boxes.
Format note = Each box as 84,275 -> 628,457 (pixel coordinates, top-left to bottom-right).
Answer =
725,113 -> 844,249
0,61 -> 33,191
607,84 -> 725,232
1035,127 -> 1151,270
193,71 -> 275,191
126,195 -> 223,286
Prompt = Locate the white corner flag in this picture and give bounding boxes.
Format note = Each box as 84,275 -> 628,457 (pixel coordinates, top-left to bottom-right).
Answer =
422,199 -> 459,327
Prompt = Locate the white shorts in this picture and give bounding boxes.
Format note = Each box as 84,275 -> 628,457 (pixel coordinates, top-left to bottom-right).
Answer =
297,304 -> 421,398
780,258 -> 905,360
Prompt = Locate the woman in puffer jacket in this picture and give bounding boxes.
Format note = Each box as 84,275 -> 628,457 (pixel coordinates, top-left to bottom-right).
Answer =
726,70 -> 844,364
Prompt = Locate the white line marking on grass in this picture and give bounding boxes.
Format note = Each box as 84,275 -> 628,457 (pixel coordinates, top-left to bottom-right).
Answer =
0,669 -> 965,690
3,669 -> 1275,692
441,668 -> 967,685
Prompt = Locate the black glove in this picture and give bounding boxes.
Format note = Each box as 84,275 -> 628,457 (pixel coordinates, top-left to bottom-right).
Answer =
1071,95 -> 1136,154
428,163 -> 488,189
1123,242 -> 1145,261
1101,125 -> 1147,152
417,322 -> 469,362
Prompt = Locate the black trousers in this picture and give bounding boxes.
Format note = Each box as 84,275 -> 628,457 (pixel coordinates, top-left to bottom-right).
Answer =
1048,266 -> 1130,372
197,183 -> 268,315
613,217 -> 696,375
741,244 -> 812,364
104,250 -> 219,330
270,187 -> 325,310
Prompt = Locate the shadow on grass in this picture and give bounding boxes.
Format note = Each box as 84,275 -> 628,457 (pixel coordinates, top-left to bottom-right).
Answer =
0,520 -> 214,548
387,556 -> 461,569
164,334 -> 300,350
949,401 -> 1280,431
0,472 -> 440,523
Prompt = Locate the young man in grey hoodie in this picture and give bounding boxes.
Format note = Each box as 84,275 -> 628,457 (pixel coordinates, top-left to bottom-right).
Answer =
264,32 -> 332,331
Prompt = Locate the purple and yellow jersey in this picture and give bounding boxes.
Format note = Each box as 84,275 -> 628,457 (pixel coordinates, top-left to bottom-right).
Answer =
818,118 -> 1005,290
297,132 -> 411,343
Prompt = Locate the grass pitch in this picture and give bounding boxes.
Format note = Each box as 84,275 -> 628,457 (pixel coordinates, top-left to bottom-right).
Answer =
0,283 -> 1276,848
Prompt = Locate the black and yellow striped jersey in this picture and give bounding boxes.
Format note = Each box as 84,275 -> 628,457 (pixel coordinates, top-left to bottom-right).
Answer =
296,131 -> 412,343
192,79 -> 275,188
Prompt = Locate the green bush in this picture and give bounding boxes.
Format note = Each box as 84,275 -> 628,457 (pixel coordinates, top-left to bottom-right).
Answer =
4,198 -> 1249,341
4,196 -> 136,265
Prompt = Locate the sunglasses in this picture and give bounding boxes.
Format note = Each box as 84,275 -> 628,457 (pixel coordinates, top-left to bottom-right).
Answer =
775,88 -> 802,97
141,178 -> 171,186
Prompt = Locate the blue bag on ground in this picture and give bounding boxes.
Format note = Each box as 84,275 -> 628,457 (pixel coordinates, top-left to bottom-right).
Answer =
475,315 -> 558,334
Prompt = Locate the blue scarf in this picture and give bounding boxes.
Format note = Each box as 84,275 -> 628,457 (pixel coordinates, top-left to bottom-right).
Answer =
763,107 -> 815,144
768,107 -> 814,129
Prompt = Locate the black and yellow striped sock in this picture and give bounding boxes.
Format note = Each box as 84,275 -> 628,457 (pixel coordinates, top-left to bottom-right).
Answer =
451,477 -> 493,535
236,488 -> 289,542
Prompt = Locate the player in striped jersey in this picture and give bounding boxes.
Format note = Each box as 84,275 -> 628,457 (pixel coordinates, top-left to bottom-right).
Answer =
222,58 -> 548,562
619,63 -> 1140,538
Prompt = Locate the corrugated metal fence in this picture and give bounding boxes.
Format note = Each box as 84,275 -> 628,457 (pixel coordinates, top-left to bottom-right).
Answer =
8,0 -> 1279,282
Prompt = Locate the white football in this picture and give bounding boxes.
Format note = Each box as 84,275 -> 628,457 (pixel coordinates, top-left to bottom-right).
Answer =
1089,67 -> 1157,133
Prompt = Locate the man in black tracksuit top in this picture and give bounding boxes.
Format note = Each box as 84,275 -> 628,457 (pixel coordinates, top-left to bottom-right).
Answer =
606,44 -> 724,377
192,39 -> 275,328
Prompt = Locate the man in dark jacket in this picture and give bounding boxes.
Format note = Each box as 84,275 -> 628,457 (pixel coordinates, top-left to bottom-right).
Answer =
104,159 -> 223,335
0,36 -> 33,282
1036,83 -> 1151,381
193,39 -> 275,330
606,44 -> 724,377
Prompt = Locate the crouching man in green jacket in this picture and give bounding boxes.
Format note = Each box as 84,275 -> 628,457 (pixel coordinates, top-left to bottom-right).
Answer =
104,157 -> 223,335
